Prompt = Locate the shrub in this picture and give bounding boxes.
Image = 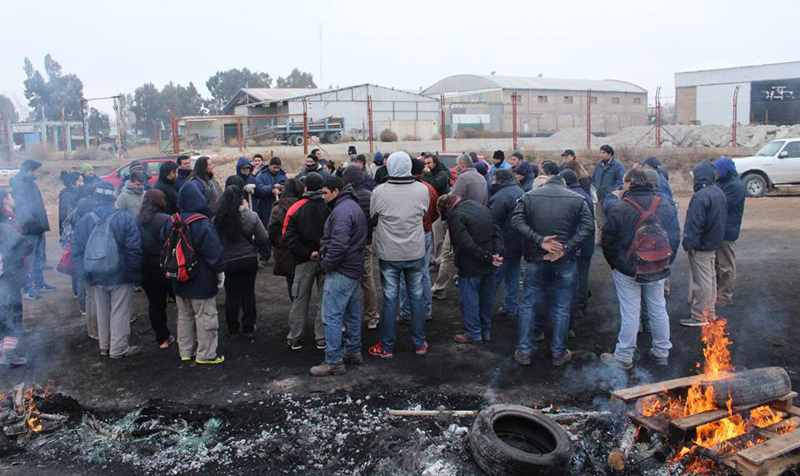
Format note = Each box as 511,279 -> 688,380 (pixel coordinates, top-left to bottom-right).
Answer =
379,129 -> 398,142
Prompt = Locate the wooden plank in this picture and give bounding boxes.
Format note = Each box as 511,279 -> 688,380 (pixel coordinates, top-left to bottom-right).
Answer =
627,411 -> 667,436
737,430 -> 800,466
611,374 -> 704,403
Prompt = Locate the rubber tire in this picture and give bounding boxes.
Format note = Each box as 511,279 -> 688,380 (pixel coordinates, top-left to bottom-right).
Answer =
290,135 -> 304,147
708,367 -> 792,408
742,173 -> 768,198
469,404 -> 573,476
328,133 -> 341,144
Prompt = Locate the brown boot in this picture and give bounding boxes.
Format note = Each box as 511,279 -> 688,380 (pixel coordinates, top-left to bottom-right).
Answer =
309,362 -> 346,377
552,349 -> 573,367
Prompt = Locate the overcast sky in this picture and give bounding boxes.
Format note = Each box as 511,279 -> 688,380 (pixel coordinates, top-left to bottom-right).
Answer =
1,0 -> 796,118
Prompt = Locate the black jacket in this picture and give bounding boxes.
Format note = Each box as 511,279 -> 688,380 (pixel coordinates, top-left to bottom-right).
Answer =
319,187 -> 368,279
281,190 -> 330,264
176,168 -> 191,190
9,165 -> 49,235
422,166 -> 451,196
511,177 -> 594,261
374,165 -> 389,186
0,222 -> 33,308
683,161 -> 727,252
342,166 -> 372,244
488,182 -> 524,258
715,159 -> 746,242
58,186 -> 81,234
155,176 -> 179,215
568,182 -> 596,257
601,187 -> 681,278
447,198 -> 505,277
138,212 -> 171,268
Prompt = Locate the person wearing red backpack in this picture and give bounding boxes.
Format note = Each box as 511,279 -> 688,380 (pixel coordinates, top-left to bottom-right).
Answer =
162,183 -> 226,365
600,168 -> 681,369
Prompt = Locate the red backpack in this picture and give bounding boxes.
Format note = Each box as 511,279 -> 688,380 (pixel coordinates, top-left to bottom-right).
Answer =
623,196 -> 672,283
161,214 -> 208,282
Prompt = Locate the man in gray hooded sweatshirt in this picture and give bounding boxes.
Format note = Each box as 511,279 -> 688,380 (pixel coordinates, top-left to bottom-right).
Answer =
368,152 -> 431,359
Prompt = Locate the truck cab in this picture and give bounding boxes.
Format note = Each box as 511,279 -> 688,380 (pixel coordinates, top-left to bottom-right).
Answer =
734,138 -> 800,197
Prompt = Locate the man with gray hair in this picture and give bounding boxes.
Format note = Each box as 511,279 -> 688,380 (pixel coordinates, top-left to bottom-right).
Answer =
368,152 -> 432,359
431,154 -> 487,300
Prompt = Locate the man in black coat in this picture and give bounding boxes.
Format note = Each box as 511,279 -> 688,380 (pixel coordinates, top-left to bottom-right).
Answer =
155,161 -> 180,214
682,160 -> 727,327
281,172 -> 330,350
439,194 -> 504,345
713,157 -> 745,307
488,169 -> 523,318
10,160 -> 54,299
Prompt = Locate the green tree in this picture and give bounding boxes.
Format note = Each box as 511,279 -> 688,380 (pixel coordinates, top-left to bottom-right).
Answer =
276,68 -> 317,88
130,83 -> 165,135
23,54 -> 84,120
87,107 -> 110,137
205,68 -> 272,113
0,95 -> 18,122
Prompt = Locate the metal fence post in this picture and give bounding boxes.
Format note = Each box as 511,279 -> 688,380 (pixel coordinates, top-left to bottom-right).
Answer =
368,95 -> 374,155
732,85 -> 740,147
586,89 -> 592,151
440,94 -> 446,152
511,92 -> 518,151
171,110 -> 179,154
302,98 -> 309,156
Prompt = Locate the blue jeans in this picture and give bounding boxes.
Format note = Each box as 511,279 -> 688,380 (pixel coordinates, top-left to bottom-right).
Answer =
379,258 -> 426,351
492,254 -> 521,315
25,233 -> 46,290
612,270 -> 671,363
400,232 -> 432,317
518,260 -> 577,358
321,272 -> 362,364
459,274 -> 495,340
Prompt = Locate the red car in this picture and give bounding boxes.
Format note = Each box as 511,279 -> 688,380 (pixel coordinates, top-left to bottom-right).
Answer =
101,156 -> 195,188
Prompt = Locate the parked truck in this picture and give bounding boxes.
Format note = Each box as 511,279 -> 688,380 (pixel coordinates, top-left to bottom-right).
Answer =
251,116 -> 344,147
733,138 -> 800,197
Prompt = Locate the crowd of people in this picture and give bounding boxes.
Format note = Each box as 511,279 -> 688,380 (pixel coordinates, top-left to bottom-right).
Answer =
0,143 -> 746,375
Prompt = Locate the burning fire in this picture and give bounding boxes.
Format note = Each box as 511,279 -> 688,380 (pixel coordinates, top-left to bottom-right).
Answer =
23,387 -> 44,433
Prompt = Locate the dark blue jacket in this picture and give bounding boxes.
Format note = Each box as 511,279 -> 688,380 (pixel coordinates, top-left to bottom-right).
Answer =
713,158 -> 746,242
9,165 -> 49,235
319,186 -> 368,280
568,182 -> 596,257
161,183 -> 226,299
601,187 -> 681,278
254,167 -> 288,221
488,182 -> 524,258
235,157 -> 259,210
656,172 -> 673,199
591,158 -> 625,207
138,212 -> 171,268
72,202 -> 142,286
176,168 -> 192,190
683,161 -> 727,252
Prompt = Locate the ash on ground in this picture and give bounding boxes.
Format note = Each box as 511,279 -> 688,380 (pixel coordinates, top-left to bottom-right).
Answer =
5,390 -> 670,475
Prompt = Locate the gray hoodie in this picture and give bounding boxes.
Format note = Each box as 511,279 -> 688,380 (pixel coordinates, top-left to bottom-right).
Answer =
115,183 -> 144,218
370,152 -> 430,262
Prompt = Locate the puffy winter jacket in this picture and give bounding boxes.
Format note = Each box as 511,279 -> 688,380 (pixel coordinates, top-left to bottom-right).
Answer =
319,186 -> 369,279
217,209 -> 269,264
511,177 -> 594,261
683,161 -> 727,252
601,187 -> 681,278
591,158 -> 625,207
713,157 -> 745,242
138,212 -> 171,269
342,166 -> 373,243
161,183 -> 226,299
452,168 -> 488,205
447,198 -> 505,277
116,183 -> 144,218
567,182 -> 596,257
9,164 -> 49,235
72,203 -> 142,286
488,182 -> 524,258
281,191 -> 330,264
254,167 -> 288,221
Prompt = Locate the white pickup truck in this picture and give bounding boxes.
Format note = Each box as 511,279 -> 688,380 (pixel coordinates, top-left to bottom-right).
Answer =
734,138 -> 800,197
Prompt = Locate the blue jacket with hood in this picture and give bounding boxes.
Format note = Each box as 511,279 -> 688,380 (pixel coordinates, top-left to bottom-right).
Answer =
9,160 -> 50,235
254,163 -> 288,221
161,183 -> 226,299
713,157 -> 746,242
72,199 -> 142,286
592,157 -> 625,206
235,157 -> 259,210
683,161 -> 728,252
319,185 -> 368,280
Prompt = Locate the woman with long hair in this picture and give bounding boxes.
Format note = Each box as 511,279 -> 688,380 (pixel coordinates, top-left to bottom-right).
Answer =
58,171 -> 85,302
267,178 -> 305,301
137,189 -> 175,349
564,160 -> 592,195
214,185 -> 269,340
188,156 -> 223,215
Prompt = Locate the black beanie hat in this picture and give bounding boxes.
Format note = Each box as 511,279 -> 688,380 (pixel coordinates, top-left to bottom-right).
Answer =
410,158 -> 424,175
559,169 -> 578,185
493,150 -> 505,161
93,181 -> 116,202
225,175 -> 245,190
305,172 -> 323,191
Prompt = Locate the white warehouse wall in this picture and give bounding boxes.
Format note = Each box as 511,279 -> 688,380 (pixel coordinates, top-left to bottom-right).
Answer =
696,83 -> 751,125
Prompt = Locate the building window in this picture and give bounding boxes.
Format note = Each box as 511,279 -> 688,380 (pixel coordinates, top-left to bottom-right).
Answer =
633,97 -> 642,105
611,97 -> 621,104
590,96 -> 598,104
538,95 -> 548,103
563,96 -> 573,104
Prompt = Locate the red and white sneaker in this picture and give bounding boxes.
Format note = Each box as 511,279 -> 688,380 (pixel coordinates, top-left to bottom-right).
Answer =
368,343 -> 393,359
415,341 -> 429,356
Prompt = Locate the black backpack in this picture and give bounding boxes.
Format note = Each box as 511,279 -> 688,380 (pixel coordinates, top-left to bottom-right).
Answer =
623,196 -> 672,283
161,213 -> 208,282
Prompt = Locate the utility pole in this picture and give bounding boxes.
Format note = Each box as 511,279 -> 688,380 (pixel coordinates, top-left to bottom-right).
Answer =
732,85 -> 740,147
586,89 -> 592,151
80,99 -> 89,149
319,24 -> 323,88
511,92 -> 519,151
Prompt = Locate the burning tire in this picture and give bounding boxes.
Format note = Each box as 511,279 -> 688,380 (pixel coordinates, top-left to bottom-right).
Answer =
707,367 -> 792,408
469,404 -> 573,476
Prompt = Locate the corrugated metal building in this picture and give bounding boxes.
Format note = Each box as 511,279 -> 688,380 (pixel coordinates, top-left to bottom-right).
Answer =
422,74 -> 648,133
675,61 -> 800,126
223,84 -> 441,140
